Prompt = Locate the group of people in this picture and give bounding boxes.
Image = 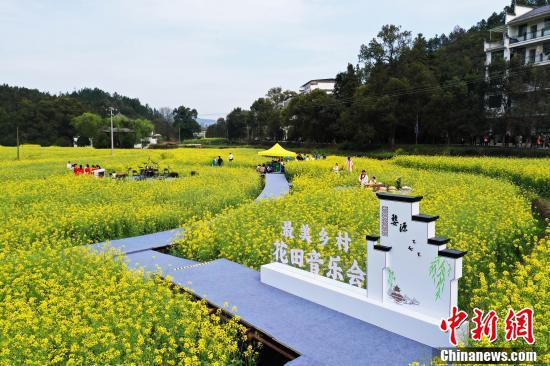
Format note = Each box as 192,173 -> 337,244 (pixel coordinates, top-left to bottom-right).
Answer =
332,157 -> 355,174
296,153 -> 326,161
357,169 -> 380,189
256,159 -> 285,174
67,161 -> 105,177
211,152 -> 234,167
332,157 -> 382,189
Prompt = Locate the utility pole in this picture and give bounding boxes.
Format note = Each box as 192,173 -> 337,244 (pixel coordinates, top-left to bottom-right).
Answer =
16,125 -> 20,160
415,113 -> 419,145
108,107 -> 115,155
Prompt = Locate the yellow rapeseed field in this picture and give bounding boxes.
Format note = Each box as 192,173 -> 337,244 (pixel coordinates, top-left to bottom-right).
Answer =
173,155 -> 548,361
0,145 -> 548,364
393,155 -> 550,197
0,145 -> 263,365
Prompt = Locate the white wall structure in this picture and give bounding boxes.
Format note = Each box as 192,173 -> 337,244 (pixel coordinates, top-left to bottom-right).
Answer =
300,79 -> 336,94
261,192 -> 468,348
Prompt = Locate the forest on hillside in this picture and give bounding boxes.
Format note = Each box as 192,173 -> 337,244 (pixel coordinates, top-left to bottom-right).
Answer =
207,1 -> 550,146
0,86 -> 198,146
1,0 -> 549,147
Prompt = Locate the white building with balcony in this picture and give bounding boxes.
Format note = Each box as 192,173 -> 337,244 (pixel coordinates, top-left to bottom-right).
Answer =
299,78 -> 336,94
485,5 -> 550,69
484,5 -> 550,119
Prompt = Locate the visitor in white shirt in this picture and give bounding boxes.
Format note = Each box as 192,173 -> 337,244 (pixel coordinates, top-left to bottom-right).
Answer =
358,170 -> 369,187
93,165 -> 105,177
346,157 -> 354,173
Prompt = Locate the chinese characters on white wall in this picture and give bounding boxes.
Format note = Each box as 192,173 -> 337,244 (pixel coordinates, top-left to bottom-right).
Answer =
272,221 -> 366,287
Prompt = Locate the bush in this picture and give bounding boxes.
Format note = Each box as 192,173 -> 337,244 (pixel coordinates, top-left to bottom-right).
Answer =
76,136 -> 90,147
54,136 -> 73,147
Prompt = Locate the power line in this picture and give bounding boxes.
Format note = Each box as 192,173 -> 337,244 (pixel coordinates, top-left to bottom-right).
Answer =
286,65 -> 541,109
197,64 -> 546,116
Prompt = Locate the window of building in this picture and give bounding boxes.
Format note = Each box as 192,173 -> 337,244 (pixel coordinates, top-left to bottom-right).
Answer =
528,49 -> 536,63
492,50 -> 504,61
530,24 -> 538,39
518,24 -> 527,39
511,48 -> 526,64
544,42 -> 550,55
488,95 -> 503,108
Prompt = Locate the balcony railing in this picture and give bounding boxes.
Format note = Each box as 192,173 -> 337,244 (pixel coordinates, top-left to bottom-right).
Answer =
525,53 -> 550,65
509,27 -> 550,44
485,40 -> 504,51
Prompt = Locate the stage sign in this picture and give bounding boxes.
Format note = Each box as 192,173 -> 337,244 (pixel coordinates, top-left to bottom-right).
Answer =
261,192 -> 468,348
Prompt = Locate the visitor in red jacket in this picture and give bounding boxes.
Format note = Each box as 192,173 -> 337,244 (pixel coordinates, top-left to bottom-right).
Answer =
74,164 -> 84,175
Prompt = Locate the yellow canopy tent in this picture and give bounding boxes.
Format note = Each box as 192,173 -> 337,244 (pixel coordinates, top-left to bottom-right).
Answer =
257,143 -> 297,158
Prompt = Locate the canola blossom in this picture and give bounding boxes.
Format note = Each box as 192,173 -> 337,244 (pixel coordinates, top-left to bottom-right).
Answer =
0,146 -> 263,365
173,156 -> 548,361
0,145 -> 547,364
393,155 -> 550,198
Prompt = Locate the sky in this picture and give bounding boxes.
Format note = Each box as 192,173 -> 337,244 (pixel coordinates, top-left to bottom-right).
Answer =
0,0 -> 509,119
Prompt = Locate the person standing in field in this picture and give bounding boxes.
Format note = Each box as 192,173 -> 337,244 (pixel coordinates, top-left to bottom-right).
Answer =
229,152 -> 234,163
346,157 -> 354,173
217,156 -> 223,166
332,163 -> 340,174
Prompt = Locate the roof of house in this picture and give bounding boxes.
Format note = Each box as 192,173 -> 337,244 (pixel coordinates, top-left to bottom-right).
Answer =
508,5 -> 550,25
300,78 -> 336,88
100,127 -> 134,133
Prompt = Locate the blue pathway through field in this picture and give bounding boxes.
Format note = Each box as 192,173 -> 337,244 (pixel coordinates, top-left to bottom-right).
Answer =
88,173 -> 434,365
256,173 -> 291,201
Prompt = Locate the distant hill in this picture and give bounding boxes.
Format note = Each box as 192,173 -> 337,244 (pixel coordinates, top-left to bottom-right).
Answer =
196,118 -> 216,128
0,84 -> 184,146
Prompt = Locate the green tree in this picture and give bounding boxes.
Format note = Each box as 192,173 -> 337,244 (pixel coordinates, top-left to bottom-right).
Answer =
206,117 -> 227,138
250,98 -> 282,140
266,87 -> 297,108
71,112 -> 103,146
337,85 -> 376,145
132,118 -> 154,144
513,0 -> 549,7
358,24 -> 412,77
334,63 -> 361,106
283,90 -> 342,143
226,108 -> 249,141
173,106 -> 200,140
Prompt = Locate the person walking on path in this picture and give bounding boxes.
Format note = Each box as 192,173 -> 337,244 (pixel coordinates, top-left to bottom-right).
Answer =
346,157 -> 354,173
229,152 -> 234,163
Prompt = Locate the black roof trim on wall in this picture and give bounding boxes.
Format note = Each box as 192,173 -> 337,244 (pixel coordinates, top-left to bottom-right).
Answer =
427,237 -> 450,245
412,214 -> 439,222
373,245 -> 392,252
376,192 -> 423,203
438,249 -> 467,258
366,235 -> 380,241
